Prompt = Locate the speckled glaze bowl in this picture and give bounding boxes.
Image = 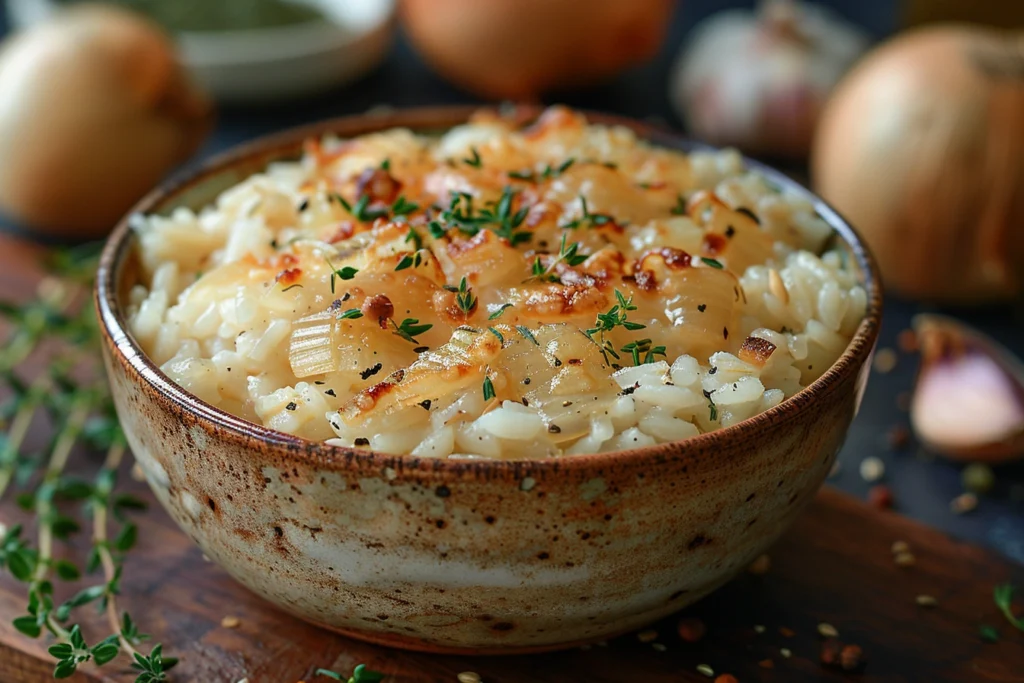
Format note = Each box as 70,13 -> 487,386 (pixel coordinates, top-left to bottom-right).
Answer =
96,107 -> 882,654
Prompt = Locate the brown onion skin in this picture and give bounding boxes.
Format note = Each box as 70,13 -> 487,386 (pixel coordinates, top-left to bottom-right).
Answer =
0,6 -> 213,240
812,26 -> 1024,303
399,0 -> 675,100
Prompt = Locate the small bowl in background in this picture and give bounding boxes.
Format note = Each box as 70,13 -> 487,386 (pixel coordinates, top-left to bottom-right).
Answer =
6,0 -> 396,103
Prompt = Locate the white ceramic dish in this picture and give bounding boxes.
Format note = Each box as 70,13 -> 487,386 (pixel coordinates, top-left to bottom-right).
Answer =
6,0 -> 396,103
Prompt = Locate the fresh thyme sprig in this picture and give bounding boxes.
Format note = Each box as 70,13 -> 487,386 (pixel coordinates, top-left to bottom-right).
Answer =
620,338 -> 667,366
585,290 -> 646,367
0,246 -> 175,682
527,234 -> 588,284
443,277 -> 477,316
390,318 -> 432,344
316,664 -> 385,682
560,195 -> 616,230
507,157 -> 575,183
435,187 -> 531,245
995,584 -> 1024,631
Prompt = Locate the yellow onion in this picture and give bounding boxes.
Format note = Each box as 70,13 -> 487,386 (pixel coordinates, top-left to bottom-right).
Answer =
399,0 -> 675,99
812,26 -> 1024,302
0,5 -> 212,239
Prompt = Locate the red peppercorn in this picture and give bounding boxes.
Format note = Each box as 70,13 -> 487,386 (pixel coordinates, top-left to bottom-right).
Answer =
868,484 -> 893,509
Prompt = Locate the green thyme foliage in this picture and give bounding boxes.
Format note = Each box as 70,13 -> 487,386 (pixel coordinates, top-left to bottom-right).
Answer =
0,243 -> 173,682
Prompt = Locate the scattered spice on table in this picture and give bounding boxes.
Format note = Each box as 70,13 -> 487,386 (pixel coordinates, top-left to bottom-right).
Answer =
950,492 -> 978,515
891,540 -> 910,554
961,463 -> 995,494
817,622 -> 839,638
780,647 -> 792,658
636,629 -> 658,643
747,553 -> 772,575
859,456 -> 885,482
887,425 -> 910,450
897,328 -> 918,353
753,624 -> 766,634
868,484 -> 893,509
677,617 -> 706,642
873,347 -> 897,373
457,672 -> 482,683
916,594 -> 939,608
696,663 -> 715,677
221,616 -> 241,629
894,550 -> 916,567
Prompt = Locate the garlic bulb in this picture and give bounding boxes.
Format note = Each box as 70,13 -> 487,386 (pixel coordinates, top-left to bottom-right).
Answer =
669,0 -> 867,158
911,315 -> 1024,463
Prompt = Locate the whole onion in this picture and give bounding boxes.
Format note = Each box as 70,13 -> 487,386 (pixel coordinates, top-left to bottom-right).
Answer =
670,0 -> 867,158
812,26 -> 1024,303
400,0 -> 675,100
0,5 -> 212,239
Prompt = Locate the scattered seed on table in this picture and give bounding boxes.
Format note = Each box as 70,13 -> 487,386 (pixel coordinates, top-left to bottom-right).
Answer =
637,629 -> 658,643
962,463 -> 995,494
651,642 -> 667,652
696,664 -> 715,677
859,456 -> 885,482
221,616 -> 240,629
897,329 -> 918,353
894,551 -> 916,567
715,675 -> 738,683
677,617 -> 706,642
915,594 -> 938,607
840,644 -> 865,672
754,624 -> 766,634
873,348 -> 897,373
758,659 -> 774,669
780,648 -> 792,658
891,540 -> 910,554
817,623 -> 839,638
779,626 -> 795,638
457,673 -> 482,683
868,484 -> 893,509
950,492 -> 978,515
748,554 -> 771,575
887,425 -> 910,451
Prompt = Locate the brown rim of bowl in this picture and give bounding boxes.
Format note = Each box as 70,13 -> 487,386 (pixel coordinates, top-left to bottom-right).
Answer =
95,105 -> 883,479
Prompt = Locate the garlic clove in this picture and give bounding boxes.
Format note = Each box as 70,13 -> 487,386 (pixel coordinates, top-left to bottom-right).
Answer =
910,314 -> 1024,463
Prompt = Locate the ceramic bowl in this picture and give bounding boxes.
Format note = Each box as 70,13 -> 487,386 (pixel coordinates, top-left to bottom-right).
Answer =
95,106 -> 882,654
7,0 -> 396,103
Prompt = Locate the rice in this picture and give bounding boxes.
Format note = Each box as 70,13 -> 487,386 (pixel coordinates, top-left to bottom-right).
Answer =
126,106 -> 866,459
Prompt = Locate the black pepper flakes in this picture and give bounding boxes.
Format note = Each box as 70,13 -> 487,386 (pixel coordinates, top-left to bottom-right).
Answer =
736,207 -> 760,224
297,198 -> 310,212
418,399 -> 432,410
697,304 -> 707,313
341,292 -> 352,302
725,225 -> 736,238
620,383 -> 638,396
523,378 -> 531,385
314,380 -> 325,385
414,346 -> 429,353
324,389 -> 336,397
360,362 -> 383,380
285,402 -> 298,411
709,366 -> 718,375
354,437 -> 370,446
723,327 -> 729,340
548,424 -> 562,434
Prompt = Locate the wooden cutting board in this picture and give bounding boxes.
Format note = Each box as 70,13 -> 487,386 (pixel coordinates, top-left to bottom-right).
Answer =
0,233 -> 1022,683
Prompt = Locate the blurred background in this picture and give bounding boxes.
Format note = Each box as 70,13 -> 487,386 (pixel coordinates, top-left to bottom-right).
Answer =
0,0 -> 1020,561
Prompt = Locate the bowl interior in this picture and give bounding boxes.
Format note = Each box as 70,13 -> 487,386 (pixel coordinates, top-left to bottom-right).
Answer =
97,106 -> 883,474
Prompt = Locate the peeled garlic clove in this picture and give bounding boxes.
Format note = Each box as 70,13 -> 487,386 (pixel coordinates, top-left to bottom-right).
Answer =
910,314 -> 1024,462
